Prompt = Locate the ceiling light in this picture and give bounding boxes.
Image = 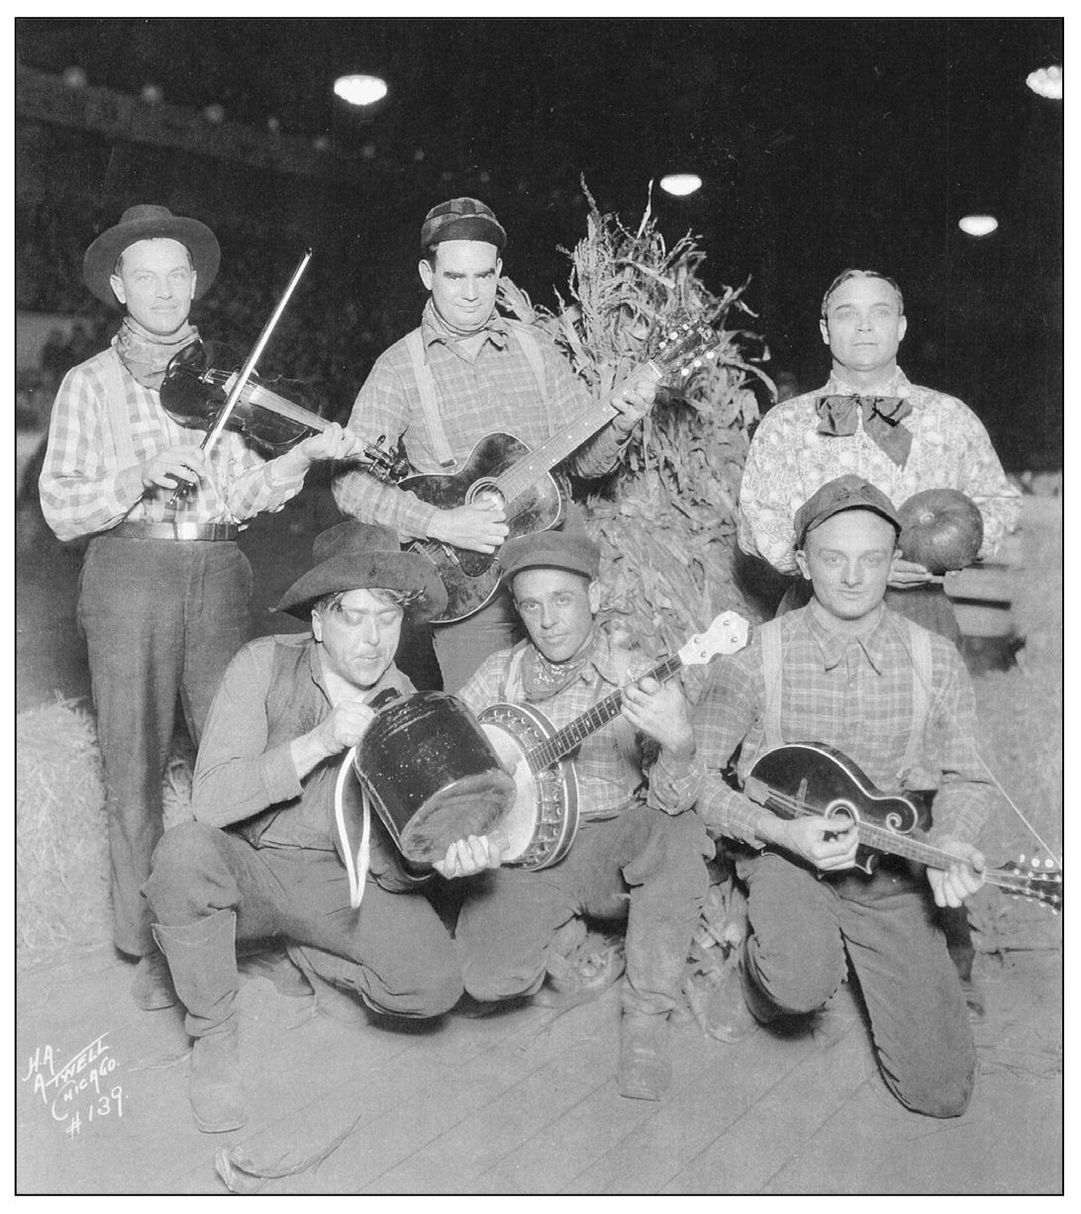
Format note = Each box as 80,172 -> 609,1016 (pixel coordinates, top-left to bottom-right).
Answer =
959,215 -> 998,238
1025,65 -> 1062,100
660,174 -> 702,197
333,75 -> 388,107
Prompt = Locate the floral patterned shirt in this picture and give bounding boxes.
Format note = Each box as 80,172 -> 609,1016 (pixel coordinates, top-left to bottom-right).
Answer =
738,367 -> 1021,575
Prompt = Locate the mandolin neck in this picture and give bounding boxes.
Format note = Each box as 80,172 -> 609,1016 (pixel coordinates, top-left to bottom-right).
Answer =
526,652 -> 683,771
759,790 -> 1039,898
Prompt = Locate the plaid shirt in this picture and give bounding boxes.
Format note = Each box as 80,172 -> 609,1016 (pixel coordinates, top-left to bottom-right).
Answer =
457,632 -> 700,820
738,368 -> 1021,575
692,604 -> 994,849
39,344 -> 307,542
333,307 -> 624,542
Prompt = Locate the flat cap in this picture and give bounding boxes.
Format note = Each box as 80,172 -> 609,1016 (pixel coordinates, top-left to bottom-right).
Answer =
794,475 -> 902,547
421,197 -> 506,251
497,530 -> 601,582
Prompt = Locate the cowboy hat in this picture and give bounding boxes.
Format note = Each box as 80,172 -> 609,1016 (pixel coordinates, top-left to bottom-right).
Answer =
83,204 -> 221,306
274,521 -> 447,621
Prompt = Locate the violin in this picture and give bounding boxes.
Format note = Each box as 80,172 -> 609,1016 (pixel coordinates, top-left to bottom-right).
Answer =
160,340 -> 395,476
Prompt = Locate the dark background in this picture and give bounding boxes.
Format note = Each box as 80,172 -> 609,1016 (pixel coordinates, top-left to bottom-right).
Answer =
15,16 -> 1063,470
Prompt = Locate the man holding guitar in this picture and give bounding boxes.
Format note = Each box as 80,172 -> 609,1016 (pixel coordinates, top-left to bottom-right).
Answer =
693,476 -> 995,1118
333,198 -> 658,692
447,530 -> 713,1102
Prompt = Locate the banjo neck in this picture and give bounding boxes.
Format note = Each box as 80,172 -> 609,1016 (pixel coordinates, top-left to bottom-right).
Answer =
525,653 -> 684,772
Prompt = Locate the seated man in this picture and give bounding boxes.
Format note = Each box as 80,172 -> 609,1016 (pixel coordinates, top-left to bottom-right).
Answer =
144,522 -> 498,1134
452,530 -> 712,1102
694,476 -> 994,1118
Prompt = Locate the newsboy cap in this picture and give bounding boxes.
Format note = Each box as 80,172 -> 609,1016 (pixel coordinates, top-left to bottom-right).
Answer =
497,530 -> 601,582
420,197 -> 507,251
794,475 -> 902,547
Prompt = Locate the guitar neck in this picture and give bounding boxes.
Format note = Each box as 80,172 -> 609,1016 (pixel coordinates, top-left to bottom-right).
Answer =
527,652 -> 682,771
495,360 -> 660,504
760,792 -> 1040,899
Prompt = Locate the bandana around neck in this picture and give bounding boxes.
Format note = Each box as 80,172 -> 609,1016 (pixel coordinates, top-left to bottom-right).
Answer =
521,624 -> 600,702
423,298 -> 506,346
114,317 -> 200,390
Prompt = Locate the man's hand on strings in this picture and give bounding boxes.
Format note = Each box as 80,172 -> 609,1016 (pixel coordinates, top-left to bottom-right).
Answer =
428,501 -> 508,553
765,814 -> 860,872
610,366 -> 661,437
926,837 -> 986,908
621,675 -> 696,759
140,445 -> 208,491
276,423 -> 369,477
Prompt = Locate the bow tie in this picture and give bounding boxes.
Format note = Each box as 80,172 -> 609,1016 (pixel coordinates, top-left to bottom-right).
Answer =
815,394 -> 913,467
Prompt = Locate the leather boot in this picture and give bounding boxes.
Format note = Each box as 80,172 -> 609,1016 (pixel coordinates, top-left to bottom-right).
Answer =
152,909 -> 245,1133
619,1010 -> 672,1101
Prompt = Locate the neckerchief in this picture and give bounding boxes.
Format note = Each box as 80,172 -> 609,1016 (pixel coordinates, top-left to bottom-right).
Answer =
114,317 -> 200,390
520,624 -> 600,702
422,298 -> 509,350
815,393 -> 913,467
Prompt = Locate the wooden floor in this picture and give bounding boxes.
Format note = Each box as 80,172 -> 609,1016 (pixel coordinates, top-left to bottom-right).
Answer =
16,933 -> 1062,1195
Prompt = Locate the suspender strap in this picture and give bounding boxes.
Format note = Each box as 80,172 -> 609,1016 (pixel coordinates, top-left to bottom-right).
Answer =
99,349 -> 142,471
506,323 -> 549,411
899,617 -> 933,780
758,618 -> 786,753
403,329 -> 457,468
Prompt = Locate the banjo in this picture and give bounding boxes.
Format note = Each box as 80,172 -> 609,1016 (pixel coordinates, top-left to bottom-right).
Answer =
479,610 -> 750,870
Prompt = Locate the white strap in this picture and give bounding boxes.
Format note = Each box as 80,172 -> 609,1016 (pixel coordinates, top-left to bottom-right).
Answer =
333,745 -> 371,910
758,619 -> 786,752
898,617 -> 933,782
404,329 -> 457,468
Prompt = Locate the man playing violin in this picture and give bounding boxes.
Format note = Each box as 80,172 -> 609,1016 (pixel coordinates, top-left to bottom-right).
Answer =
38,205 -> 363,1013
333,197 -> 658,692
144,521 -> 500,1133
693,476 -> 996,1117
450,530 -> 712,1102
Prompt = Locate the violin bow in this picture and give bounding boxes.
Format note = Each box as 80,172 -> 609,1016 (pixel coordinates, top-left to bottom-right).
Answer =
169,247 -> 313,504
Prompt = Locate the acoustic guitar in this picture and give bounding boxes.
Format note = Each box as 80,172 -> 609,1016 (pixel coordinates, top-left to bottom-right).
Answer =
745,741 -> 1063,910
400,316 -> 719,623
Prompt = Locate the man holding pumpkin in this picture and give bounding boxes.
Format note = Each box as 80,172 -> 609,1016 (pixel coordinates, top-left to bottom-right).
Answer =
737,268 -> 1020,644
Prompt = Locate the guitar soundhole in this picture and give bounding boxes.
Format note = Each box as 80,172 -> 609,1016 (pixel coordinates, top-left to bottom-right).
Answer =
468,481 -> 506,510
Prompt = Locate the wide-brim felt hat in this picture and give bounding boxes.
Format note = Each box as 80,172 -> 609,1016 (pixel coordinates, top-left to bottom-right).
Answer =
274,521 -> 448,621
83,204 -> 221,306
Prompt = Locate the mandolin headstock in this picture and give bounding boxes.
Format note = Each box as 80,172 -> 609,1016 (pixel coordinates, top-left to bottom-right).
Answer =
996,854 -> 1063,913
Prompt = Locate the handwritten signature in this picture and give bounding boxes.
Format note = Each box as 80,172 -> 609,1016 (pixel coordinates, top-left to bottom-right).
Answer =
21,1034 -> 124,1136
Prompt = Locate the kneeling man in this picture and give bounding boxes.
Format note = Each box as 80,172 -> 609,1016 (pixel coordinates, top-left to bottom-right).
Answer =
453,530 -> 712,1101
694,476 -> 994,1117
144,522 -> 497,1133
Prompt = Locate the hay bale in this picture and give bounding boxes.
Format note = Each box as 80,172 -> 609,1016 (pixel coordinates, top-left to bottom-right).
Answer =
17,699 -> 110,952
17,698 -> 195,958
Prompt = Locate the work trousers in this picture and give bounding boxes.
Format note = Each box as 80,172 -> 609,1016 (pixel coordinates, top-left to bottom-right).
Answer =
144,820 -> 462,1018
78,536 -> 251,956
739,852 -> 976,1118
457,803 -> 711,1017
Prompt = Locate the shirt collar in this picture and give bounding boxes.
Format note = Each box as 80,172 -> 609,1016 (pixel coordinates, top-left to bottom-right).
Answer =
803,601 -> 890,674
526,629 -> 622,690
420,299 -> 510,351
824,366 -> 912,400
305,638 -> 407,704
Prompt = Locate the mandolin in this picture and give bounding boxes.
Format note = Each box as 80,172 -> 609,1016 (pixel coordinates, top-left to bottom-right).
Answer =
745,741 -> 1062,911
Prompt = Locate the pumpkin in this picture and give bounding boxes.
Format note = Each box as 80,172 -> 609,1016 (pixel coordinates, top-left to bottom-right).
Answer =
898,489 -> 984,573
